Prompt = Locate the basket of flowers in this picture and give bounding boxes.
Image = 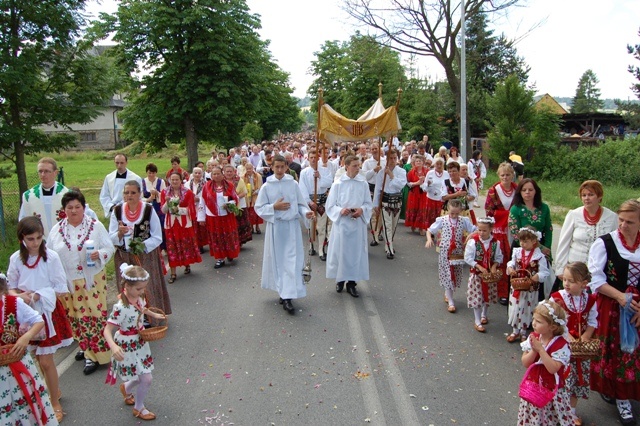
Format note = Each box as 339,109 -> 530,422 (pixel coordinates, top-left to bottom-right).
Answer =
480,270 -> 503,284
138,307 -> 168,342
510,269 -> 534,291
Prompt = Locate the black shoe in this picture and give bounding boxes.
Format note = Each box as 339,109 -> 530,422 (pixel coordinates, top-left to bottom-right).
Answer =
256,228 -> 261,234
279,298 -> 284,304
214,259 -> 225,269
346,282 -> 359,298
83,359 -> 98,375
75,350 -> 85,361
227,257 -> 234,262
600,393 -> 615,404
499,297 -> 508,306
386,253 -> 394,259
378,234 -> 384,242
370,240 -> 379,247
282,299 -> 295,314
309,248 -> 317,256
336,282 -> 344,293
319,254 -> 326,261
618,402 -> 636,425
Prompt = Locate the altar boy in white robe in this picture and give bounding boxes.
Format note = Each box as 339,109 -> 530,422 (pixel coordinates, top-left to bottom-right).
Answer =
255,155 -> 315,314
99,153 -> 142,218
325,156 -> 372,297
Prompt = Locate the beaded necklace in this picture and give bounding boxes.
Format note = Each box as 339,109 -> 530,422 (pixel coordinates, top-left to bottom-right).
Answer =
58,217 -> 96,252
583,206 -> 603,226
618,230 -> 640,253
25,254 -> 42,269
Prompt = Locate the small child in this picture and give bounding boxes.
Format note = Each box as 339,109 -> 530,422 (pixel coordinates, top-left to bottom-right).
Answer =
0,272 -> 59,425
426,199 -> 476,313
518,300 -> 573,426
506,226 -> 550,342
464,217 -> 503,332
104,263 -> 164,421
549,262 -> 597,426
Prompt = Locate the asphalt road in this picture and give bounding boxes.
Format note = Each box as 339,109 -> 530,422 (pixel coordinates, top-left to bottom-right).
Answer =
54,208 -> 624,425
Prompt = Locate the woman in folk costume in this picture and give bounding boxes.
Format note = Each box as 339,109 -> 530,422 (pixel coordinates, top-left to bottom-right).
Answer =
0,273 -> 59,425
186,167 -> 209,251
7,217 -> 74,422
161,172 -> 202,283
224,164 -> 252,245
485,161 -> 518,305
404,154 -> 429,235
197,166 -> 240,269
141,163 -> 166,250
109,180 -> 172,315
47,191 -> 115,375
243,162 -> 264,234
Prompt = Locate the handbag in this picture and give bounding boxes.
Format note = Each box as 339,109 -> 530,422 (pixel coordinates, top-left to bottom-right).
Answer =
519,362 -> 559,408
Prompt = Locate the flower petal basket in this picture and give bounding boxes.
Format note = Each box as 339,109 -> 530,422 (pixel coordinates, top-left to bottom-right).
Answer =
139,308 -> 168,342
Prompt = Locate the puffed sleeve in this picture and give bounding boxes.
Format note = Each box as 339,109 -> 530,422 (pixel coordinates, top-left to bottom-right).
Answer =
45,250 -> 69,294
587,238 -> 607,293
144,207 -> 163,253
555,209 -> 577,278
464,239 -> 478,267
16,297 -> 44,326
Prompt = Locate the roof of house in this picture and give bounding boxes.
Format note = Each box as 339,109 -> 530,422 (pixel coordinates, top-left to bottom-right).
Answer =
534,94 -> 568,115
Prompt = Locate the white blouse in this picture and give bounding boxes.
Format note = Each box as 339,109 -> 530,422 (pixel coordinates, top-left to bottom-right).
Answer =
589,231 -> 640,292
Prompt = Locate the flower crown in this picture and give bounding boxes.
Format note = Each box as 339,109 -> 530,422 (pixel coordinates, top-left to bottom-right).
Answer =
0,272 -> 6,281
477,217 -> 495,225
518,227 -> 542,241
119,263 -> 150,282
538,301 -> 566,328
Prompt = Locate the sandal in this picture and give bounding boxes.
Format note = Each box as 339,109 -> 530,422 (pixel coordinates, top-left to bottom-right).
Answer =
133,407 -> 156,421
574,416 -> 582,426
184,265 -> 191,275
480,317 -> 488,325
168,274 -> 176,284
54,408 -> 65,422
506,333 -> 520,343
447,305 -> 456,313
474,323 -> 486,333
120,383 -> 135,405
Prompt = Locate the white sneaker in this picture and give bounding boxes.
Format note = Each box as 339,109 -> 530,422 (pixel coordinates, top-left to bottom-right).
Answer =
617,400 -> 636,425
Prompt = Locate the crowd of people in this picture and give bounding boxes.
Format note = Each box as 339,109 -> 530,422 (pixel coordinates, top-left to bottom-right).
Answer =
2,133 -> 640,426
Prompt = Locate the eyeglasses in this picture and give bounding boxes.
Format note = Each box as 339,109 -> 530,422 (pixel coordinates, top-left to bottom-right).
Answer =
37,170 -> 54,175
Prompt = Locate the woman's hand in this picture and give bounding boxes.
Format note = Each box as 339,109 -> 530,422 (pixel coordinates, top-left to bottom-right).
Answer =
541,246 -> 551,257
90,250 -> 100,261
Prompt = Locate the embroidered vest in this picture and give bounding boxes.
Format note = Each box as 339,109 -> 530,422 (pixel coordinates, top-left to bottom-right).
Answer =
601,234 -> 638,292
114,204 -> 153,243
472,235 -> 498,271
443,178 -> 469,211
550,291 -> 596,339
0,295 -> 19,345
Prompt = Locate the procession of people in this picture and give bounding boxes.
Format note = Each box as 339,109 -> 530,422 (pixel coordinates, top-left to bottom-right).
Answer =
4,133 -> 640,426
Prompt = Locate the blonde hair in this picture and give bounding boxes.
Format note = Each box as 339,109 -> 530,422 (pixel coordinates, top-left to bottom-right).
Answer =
119,264 -> 149,306
618,199 -> 640,218
534,300 -> 567,336
497,161 -> 514,176
563,261 -> 591,283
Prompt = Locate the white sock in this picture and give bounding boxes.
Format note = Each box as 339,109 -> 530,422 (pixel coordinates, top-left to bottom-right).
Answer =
481,304 -> 488,318
473,308 -> 482,325
445,289 -> 454,306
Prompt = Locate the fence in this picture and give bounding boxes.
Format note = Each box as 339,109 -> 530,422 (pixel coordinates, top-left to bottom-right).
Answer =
0,174 -> 47,243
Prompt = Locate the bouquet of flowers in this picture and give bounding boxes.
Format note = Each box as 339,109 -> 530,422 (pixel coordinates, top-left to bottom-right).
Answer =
225,200 -> 241,216
128,237 -> 146,256
167,197 -> 180,215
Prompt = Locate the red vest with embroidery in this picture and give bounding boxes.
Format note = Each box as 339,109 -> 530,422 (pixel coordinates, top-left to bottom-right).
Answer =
0,295 -> 19,345
526,333 -> 569,389
550,291 -> 596,339
471,234 -> 498,273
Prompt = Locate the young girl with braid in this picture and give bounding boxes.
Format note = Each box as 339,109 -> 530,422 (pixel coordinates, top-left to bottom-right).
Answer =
104,263 -> 164,421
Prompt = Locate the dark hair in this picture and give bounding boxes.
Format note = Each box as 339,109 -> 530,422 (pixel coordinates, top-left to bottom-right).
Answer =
512,178 -> 542,208
61,190 -> 86,209
272,154 -> 286,165
195,161 -> 205,168
344,155 -> 359,166
168,171 -> 183,181
115,153 -> 128,161
170,156 -> 181,164
472,150 -> 482,161
447,161 -> 460,171
0,273 -> 7,294
124,180 -> 141,192
146,163 -> 158,173
17,216 -> 48,264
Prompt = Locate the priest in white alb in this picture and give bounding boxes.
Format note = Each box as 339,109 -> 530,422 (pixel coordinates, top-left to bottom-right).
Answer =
325,155 -> 373,298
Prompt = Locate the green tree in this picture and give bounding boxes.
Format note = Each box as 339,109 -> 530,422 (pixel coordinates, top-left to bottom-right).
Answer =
616,28 -> 640,128
308,33 -> 405,120
571,69 -> 604,113
99,0 -> 300,169
0,1 -> 121,194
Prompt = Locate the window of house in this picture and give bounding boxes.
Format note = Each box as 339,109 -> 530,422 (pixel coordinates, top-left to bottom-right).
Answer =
80,132 -> 97,142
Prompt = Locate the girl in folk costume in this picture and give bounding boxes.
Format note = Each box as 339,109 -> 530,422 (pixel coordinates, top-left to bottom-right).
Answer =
161,172 -> 202,283
468,150 -> 486,208
464,217 -> 503,332
485,161 -> 518,304
141,163 -> 167,250
104,264 -> 164,421
421,157 -> 449,228
549,262 -> 597,426
442,161 -> 477,220
7,217 -> 74,422
224,164 -> 252,245
197,166 -> 240,269
186,167 -> 210,251
507,227 -> 550,343
47,191 -> 115,376
109,180 -> 172,315
518,301 -> 573,426
425,199 -> 476,313
404,154 -> 429,234
243,162 -> 263,234
0,273 -> 59,425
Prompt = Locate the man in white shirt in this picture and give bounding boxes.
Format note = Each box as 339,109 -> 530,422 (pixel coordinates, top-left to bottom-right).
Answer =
18,157 -> 69,238
373,149 -> 407,259
362,142 -> 386,246
99,154 -> 142,218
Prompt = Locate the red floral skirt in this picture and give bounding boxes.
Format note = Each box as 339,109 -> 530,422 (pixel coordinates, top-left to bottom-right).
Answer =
206,214 -> 240,259
425,197 -> 444,228
405,190 -> 428,229
165,223 -> 202,267
237,209 -> 253,245
197,222 -> 209,247
247,206 -> 263,225
35,298 -> 74,350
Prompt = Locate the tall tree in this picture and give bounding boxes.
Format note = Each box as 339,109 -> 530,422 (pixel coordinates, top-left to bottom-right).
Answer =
343,0 -> 522,150
308,33 -> 405,120
99,0 -> 300,168
571,69 -> 604,113
0,1 -> 121,194
615,27 -> 640,128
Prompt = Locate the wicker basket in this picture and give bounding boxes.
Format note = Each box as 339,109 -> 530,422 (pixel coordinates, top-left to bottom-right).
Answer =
0,344 -> 23,366
138,308 -> 168,342
511,269 -> 534,291
569,321 -> 601,359
480,270 -> 503,284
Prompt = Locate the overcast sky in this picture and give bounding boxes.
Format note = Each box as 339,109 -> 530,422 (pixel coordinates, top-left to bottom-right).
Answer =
87,0 -> 640,101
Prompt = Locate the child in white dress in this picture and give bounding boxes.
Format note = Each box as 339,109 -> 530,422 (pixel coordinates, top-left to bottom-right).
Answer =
104,263 -> 165,421
464,217 -> 503,332
426,199 -> 476,313
507,226 -> 550,342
